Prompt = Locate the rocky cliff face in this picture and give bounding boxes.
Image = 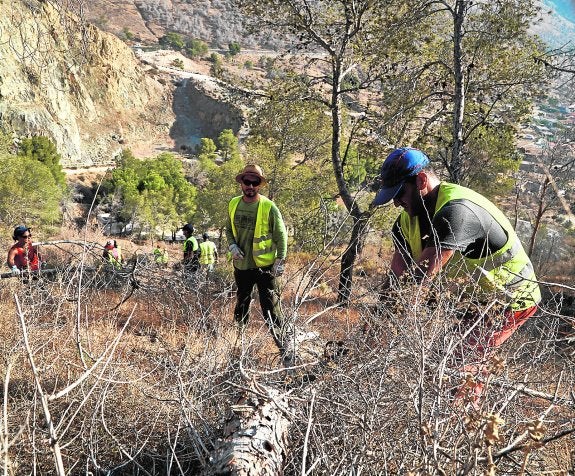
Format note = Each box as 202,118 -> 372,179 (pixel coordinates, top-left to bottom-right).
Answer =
0,0 -> 175,166
170,77 -> 247,152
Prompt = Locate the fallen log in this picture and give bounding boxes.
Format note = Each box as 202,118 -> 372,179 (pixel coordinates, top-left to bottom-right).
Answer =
204,385 -> 293,476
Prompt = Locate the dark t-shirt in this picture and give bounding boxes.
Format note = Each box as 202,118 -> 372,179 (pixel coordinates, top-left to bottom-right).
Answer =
392,198 -> 508,262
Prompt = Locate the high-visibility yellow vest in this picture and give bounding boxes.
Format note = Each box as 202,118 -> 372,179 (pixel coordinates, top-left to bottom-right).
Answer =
153,247 -> 168,264
398,182 -> 541,310
183,236 -> 198,253
199,241 -> 217,265
107,246 -> 122,269
229,195 -> 276,267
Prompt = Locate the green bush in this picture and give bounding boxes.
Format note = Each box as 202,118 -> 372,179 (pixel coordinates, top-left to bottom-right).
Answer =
160,32 -> 185,50
17,136 -> 66,188
186,39 -> 209,58
228,42 -> 241,56
171,58 -> 184,70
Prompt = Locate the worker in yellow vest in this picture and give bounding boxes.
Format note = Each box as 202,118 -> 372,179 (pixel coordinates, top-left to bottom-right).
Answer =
199,232 -> 218,274
372,147 -> 541,404
181,223 -> 200,277
226,164 -> 295,367
153,244 -> 169,267
102,239 -> 122,269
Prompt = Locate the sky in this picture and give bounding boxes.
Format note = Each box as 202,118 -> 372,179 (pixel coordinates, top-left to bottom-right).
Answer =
545,0 -> 575,22
532,0 -> 575,48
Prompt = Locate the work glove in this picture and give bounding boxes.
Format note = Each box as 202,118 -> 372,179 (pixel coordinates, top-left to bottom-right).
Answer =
229,244 -> 245,260
271,258 -> 285,277
11,266 -> 21,276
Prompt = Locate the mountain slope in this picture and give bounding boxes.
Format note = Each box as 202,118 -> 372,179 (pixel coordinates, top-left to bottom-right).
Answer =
83,0 -> 277,48
0,0 -> 176,166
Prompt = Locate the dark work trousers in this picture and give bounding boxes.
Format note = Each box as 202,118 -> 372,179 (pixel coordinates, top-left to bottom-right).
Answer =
233,265 -> 288,352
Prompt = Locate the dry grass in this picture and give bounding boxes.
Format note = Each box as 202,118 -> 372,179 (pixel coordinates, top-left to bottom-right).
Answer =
0,243 -> 574,474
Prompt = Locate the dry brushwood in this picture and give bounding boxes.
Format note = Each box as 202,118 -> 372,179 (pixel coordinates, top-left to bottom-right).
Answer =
2,239 -> 575,474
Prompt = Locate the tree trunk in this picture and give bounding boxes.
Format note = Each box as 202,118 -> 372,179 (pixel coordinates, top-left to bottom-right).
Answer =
528,176 -> 550,257
204,388 -> 292,475
337,210 -> 370,304
450,0 -> 466,184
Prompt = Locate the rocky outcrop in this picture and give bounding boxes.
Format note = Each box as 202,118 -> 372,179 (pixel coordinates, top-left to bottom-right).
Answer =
0,0 -> 253,167
83,0 -> 283,50
170,77 -> 247,151
0,0 -> 175,167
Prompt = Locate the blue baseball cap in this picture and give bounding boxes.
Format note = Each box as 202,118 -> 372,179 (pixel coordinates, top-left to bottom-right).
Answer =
372,147 -> 430,206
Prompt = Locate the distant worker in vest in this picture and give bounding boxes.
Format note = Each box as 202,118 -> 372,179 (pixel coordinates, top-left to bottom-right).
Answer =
102,239 -> 123,269
181,223 -> 200,275
372,147 -> 541,401
199,232 -> 218,274
7,225 -> 42,275
153,244 -> 169,267
226,164 -> 295,366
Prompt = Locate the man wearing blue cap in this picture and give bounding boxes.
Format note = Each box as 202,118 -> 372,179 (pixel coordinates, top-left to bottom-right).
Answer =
373,147 -> 541,400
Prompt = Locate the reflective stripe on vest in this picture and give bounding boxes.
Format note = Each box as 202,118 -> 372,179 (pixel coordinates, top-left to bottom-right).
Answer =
229,195 -> 276,267
399,182 -> 541,310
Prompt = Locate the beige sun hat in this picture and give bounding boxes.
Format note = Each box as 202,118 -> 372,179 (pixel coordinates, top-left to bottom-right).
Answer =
235,164 -> 267,184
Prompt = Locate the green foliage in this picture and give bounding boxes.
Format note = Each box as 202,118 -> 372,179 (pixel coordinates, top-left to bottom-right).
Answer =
209,53 -> 224,78
103,151 -> 196,236
217,129 -> 240,162
341,71 -> 360,91
197,138 -> 218,163
122,27 -> 134,41
185,38 -> 208,58
0,151 -> 63,226
228,42 -> 241,56
0,130 -> 14,155
248,76 -> 332,165
17,136 -> 66,188
171,58 -> 184,70
341,143 -> 361,188
396,0 -> 548,183
463,123 -> 521,199
194,132 -> 243,229
160,32 -> 185,50
195,155 -> 244,231
244,60 -> 254,70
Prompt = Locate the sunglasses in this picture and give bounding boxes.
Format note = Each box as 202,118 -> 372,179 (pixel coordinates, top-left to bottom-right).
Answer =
242,178 -> 261,187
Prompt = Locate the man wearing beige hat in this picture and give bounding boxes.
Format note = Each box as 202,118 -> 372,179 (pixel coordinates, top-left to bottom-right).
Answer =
226,164 -> 295,366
